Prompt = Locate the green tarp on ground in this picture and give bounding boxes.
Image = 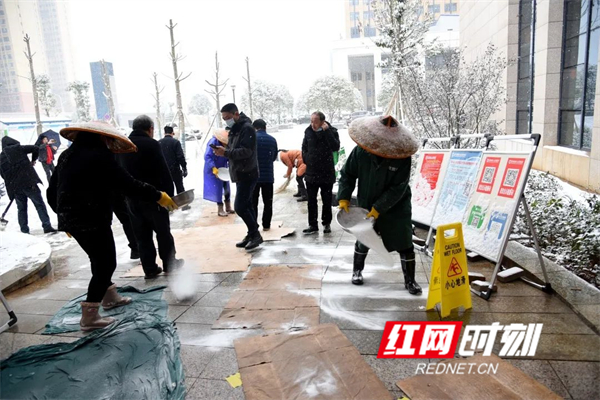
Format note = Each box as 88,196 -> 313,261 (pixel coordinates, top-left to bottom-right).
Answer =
1,284 -> 186,399
1,317 -> 185,400
43,285 -> 168,334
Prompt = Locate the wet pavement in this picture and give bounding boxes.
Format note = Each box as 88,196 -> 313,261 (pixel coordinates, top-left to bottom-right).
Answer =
1,152 -> 599,399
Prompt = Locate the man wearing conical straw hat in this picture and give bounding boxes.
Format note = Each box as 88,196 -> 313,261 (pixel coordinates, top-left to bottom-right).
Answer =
337,115 -> 422,295
47,121 -> 178,331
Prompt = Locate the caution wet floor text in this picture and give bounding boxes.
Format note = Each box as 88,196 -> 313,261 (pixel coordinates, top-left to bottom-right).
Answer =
426,222 -> 472,318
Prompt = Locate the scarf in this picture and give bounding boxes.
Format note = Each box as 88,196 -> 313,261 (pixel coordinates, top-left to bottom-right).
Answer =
46,145 -> 54,164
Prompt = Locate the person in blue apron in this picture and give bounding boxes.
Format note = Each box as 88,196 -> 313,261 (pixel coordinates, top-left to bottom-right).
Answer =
337,115 -> 422,295
203,129 -> 233,217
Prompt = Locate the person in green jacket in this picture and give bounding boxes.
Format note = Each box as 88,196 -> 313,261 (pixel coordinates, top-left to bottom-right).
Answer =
337,115 -> 422,295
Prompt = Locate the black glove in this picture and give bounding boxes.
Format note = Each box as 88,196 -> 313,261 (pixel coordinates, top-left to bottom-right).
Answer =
182,168 -> 188,178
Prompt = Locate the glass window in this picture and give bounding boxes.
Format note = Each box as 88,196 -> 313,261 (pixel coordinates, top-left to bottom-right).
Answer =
428,4 -> 441,13
445,2 -> 458,13
516,0 -> 536,134
349,0 -> 358,5
350,12 -> 359,21
364,26 -> 376,37
559,0 -> 599,149
351,27 -> 360,38
363,11 -> 371,20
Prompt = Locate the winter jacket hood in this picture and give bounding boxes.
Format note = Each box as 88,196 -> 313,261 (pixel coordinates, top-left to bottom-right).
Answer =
2,136 -> 19,149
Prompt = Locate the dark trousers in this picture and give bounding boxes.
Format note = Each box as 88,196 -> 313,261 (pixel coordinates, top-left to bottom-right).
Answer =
170,169 -> 185,194
296,175 -> 306,195
235,179 -> 259,236
71,226 -> 116,302
128,201 -> 176,273
252,182 -> 274,229
42,162 -> 55,184
14,185 -> 52,233
217,182 -> 231,205
306,181 -> 333,228
112,197 -> 138,252
355,241 -> 414,257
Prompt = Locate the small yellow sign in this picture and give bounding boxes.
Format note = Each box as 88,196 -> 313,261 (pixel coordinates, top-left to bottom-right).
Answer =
225,372 -> 243,388
426,222 -> 472,318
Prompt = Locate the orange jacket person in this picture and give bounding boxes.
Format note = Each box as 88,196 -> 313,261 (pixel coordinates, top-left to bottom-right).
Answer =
280,149 -> 307,201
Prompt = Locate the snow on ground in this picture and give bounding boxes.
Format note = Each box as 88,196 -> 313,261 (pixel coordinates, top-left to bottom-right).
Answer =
0,231 -> 51,284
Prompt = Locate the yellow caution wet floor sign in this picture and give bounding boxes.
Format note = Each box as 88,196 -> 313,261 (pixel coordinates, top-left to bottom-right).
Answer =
426,222 -> 472,318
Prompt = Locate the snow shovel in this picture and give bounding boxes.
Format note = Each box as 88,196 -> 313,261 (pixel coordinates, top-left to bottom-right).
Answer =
0,199 -> 13,231
0,290 -> 17,333
275,173 -> 294,194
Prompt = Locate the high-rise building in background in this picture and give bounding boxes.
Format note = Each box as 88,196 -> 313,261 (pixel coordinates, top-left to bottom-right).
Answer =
333,0 -> 460,111
0,0 -> 75,114
90,61 -> 119,122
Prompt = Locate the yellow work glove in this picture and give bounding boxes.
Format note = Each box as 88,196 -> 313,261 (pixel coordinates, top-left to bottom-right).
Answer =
212,167 -> 219,176
157,192 -> 178,211
338,199 -> 350,213
366,207 -> 380,219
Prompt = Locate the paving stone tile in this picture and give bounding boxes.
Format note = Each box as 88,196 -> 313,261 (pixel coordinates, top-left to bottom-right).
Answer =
167,305 -> 189,321
0,333 -> 49,360
319,310 -> 439,330
7,314 -> 50,334
364,355 -> 427,391
194,291 -> 233,308
470,294 -> 573,314
180,345 -> 219,378
200,348 -> 239,380
527,334 -> 600,361
506,359 -> 572,399
163,290 -> 207,306
176,306 -> 223,324
8,299 -> 67,316
186,378 -> 244,400
341,329 -> 384,355
550,360 -> 600,400
175,323 -> 263,348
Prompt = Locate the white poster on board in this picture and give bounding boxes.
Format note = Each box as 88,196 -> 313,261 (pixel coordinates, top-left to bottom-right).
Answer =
462,152 -> 532,262
430,150 -> 483,228
411,150 -> 450,226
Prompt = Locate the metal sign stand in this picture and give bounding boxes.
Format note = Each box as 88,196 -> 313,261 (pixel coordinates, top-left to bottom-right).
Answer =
412,134 -> 552,301
473,134 -> 552,300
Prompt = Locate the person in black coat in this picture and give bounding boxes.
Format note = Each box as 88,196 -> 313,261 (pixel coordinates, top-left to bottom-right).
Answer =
251,119 -> 278,230
159,125 -> 187,194
0,136 -> 55,234
47,121 -> 177,331
119,115 -> 182,278
34,134 -> 57,184
212,103 -> 263,250
301,111 -> 340,235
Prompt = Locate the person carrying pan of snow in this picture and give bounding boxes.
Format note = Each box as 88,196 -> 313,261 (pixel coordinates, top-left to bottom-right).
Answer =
47,121 -> 178,331
336,115 -> 422,295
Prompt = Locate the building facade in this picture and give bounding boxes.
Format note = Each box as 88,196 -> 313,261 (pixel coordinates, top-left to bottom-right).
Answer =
337,1 -> 460,111
460,0 -> 600,193
90,61 -> 119,122
0,0 -> 75,114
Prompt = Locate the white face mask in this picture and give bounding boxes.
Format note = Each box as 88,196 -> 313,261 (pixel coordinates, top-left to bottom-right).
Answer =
225,118 -> 235,128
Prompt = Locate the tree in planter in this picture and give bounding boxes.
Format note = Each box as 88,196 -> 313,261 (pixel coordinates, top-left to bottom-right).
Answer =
401,44 -> 508,140
305,75 -> 358,122
373,0 -> 435,123
240,80 -> 293,123
36,74 -> 57,117
67,81 -> 92,122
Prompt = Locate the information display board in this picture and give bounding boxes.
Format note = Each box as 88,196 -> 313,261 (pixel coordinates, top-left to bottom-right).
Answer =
462,152 -> 532,262
430,150 -> 483,228
411,150 -> 451,226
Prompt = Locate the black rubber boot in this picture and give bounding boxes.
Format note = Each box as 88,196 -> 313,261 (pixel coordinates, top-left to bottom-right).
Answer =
352,248 -> 368,285
401,252 -> 422,295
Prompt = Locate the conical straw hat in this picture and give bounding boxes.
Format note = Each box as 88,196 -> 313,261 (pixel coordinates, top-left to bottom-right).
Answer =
60,121 -> 136,153
348,115 -> 419,159
213,129 -> 229,145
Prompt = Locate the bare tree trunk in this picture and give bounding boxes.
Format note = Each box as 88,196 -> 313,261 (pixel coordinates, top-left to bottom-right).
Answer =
152,72 -> 164,139
100,59 -> 117,126
205,51 -> 229,129
243,56 -> 253,120
23,35 -> 42,136
167,19 -> 191,151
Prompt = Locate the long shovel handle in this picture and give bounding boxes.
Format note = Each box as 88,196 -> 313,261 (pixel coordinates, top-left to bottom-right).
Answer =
1,199 -> 14,219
